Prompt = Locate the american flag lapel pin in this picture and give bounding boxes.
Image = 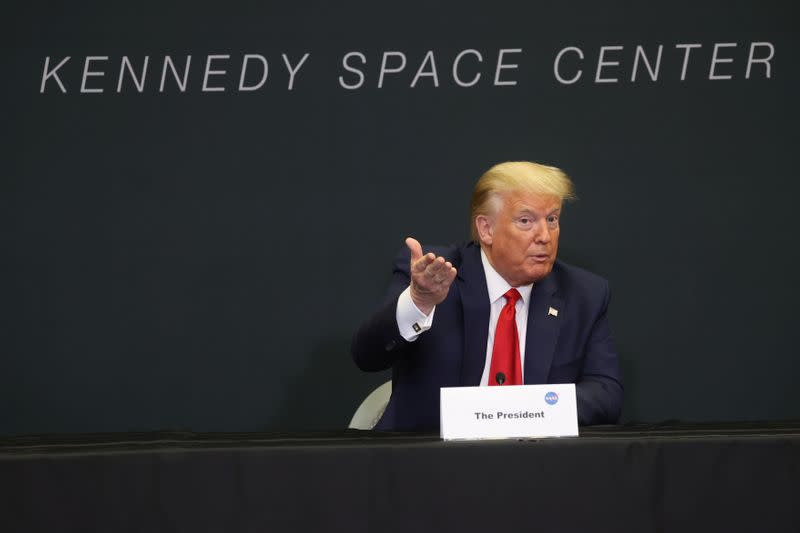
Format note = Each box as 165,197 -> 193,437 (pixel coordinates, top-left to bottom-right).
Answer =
548,307 -> 559,317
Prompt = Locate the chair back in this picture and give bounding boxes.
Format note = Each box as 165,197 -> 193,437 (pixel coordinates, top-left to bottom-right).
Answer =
348,381 -> 392,430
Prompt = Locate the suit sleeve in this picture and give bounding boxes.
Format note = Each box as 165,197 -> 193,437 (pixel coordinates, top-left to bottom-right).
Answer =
351,247 -> 415,372
576,280 -> 624,425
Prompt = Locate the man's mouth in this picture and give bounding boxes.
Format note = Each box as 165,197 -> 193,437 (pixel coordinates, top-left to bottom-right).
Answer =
529,253 -> 550,263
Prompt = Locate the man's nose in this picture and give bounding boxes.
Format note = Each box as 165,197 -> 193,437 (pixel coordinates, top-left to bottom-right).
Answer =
534,220 -> 552,244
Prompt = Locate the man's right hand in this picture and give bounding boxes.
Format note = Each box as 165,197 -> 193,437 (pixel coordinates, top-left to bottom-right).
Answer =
406,237 -> 457,316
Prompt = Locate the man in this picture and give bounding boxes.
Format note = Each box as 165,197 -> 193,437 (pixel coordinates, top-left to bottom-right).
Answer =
352,161 -> 622,431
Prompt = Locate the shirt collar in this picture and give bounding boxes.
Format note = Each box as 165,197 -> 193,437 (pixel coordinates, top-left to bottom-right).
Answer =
480,248 -> 533,305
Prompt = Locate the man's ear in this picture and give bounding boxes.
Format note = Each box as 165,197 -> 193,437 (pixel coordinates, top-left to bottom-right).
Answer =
475,215 -> 494,246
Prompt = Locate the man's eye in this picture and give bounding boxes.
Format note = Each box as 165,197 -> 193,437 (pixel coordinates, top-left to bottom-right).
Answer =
547,216 -> 559,227
517,217 -> 532,226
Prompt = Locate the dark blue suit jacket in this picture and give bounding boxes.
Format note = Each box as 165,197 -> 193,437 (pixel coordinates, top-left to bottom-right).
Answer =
352,241 -> 623,431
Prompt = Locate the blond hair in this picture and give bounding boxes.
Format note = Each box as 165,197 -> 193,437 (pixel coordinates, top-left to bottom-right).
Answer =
470,161 -> 576,241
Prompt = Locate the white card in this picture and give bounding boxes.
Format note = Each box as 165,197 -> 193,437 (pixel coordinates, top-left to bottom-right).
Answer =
440,383 -> 579,440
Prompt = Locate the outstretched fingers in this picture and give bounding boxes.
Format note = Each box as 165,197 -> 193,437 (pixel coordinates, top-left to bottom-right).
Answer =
405,237 -> 457,312
407,237 -> 435,273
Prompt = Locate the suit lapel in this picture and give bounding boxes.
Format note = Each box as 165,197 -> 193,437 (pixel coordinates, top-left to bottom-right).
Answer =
524,267 -> 563,384
456,244 -> 490,386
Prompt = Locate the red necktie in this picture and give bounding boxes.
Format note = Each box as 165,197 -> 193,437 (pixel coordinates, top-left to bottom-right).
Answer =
489,289 -> 522,386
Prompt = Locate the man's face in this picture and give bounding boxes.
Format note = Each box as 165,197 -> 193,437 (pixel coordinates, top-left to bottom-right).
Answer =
478,191 -> 562,287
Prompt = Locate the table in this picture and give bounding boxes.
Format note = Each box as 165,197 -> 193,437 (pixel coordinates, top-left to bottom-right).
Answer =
2,422 -> 799,532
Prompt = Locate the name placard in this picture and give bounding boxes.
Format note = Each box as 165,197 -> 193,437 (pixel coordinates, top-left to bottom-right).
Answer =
440,383 -> 578,440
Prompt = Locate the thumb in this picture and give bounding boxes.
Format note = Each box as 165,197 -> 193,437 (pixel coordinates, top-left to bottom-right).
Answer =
405,237 -> 423,262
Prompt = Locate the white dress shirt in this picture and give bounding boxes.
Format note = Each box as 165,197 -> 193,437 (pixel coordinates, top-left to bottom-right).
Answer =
395,249 -> 533,386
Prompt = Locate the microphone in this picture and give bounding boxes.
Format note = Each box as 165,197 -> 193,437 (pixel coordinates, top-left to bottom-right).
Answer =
495,372 -> 506,386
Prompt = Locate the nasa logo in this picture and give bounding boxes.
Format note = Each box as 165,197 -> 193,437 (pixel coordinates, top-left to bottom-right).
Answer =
545,391 -> 559,405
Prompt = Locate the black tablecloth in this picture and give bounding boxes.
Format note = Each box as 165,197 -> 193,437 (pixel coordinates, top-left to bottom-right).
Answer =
2,422 -> 799,532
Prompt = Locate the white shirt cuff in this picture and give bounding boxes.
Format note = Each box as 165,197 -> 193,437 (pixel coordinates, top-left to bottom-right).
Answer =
396,286 -> 436,341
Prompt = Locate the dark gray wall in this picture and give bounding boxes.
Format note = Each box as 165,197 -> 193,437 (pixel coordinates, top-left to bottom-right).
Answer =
2,0 -> 798,434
